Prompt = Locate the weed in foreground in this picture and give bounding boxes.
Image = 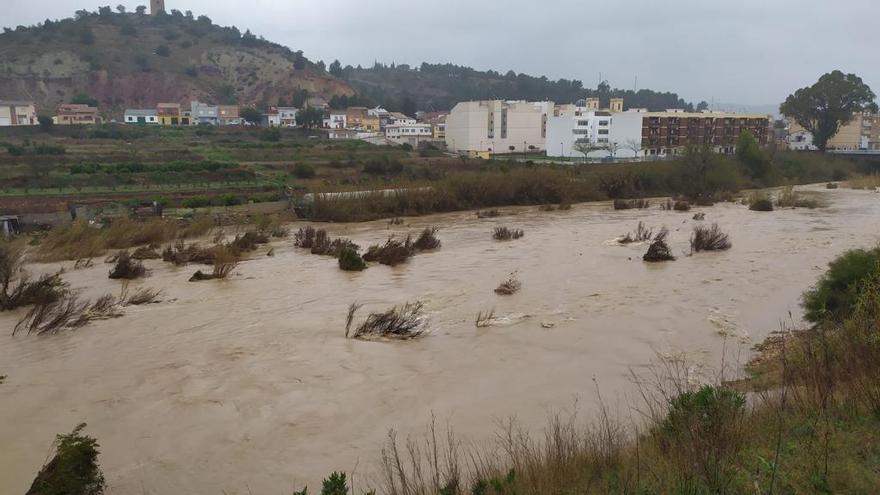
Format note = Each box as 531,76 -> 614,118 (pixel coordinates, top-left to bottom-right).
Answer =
108,251 -> 147,280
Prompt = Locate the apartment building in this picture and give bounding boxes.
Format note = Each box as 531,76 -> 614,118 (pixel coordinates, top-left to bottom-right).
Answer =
548,100 -> 769,158
445,100 -> 553,153
385,123 -> 433,146
0,100 -> 37,126
54,104 -> 100,125
788,112 -> 880,151
324,109 -> 347,129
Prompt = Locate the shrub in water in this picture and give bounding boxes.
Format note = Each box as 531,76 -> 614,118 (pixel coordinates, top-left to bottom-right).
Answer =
338,248 -> 367,272
108,251 -> 146,280
643,228 -> 675,262
412,227 -> 441,251
673,201 -> 691,211
748,193 -> 774,212
493,227 -> 524,241
690,224 -> 732,252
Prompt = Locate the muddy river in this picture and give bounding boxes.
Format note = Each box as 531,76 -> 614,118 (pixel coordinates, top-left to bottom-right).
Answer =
1,185 -> 878,494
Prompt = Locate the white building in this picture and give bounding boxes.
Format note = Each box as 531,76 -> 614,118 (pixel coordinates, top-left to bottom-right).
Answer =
445,100 -> 553,153
388,112 -> 416,126
0,100 -> 37,126
546,98 -> 645,159
386,123 -> 433,146
124,109 -> 158,125
278,107 -> 298,127
323,110 -> 347,129
787,129 -> 817,151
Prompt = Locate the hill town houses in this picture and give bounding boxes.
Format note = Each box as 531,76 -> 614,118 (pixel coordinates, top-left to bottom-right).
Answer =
5,96 -> 880,158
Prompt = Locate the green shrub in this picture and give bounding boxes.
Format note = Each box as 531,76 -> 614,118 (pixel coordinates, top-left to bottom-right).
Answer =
293,163 -> 316,179
337,248 -> 366,271
748,193 -> 774,211
803,247 -> 880,323
321,471 -> 348,495
26,423 -> 105,495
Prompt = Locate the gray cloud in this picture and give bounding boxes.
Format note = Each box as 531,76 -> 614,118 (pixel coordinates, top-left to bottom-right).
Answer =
4,0 -> 879,105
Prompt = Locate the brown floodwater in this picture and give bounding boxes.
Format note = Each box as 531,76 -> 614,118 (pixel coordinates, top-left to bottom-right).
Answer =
1,185 -> 878,494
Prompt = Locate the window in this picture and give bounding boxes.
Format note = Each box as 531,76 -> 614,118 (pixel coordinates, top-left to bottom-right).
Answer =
572,129 -> 589,135
598,129 -> 609,135
599,120 -> 609,126
577,120 -> 589,126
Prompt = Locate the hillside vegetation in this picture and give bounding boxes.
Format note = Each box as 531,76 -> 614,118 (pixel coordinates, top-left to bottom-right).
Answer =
0,7 -> 352,116
339,62 -> 697,113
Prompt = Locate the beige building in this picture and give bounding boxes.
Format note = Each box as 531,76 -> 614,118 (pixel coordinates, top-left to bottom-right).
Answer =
0,100 -> 37,126
789,112 -> 880,150
54,104 -> 100,125
444,100 -> 554,153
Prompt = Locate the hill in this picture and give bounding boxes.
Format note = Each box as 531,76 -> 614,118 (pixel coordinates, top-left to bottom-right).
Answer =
335,62 -> 697,113
0,7 -> 352,117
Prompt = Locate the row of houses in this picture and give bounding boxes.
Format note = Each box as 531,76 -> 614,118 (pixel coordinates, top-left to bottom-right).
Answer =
443,98 -> 773,159
0,101 -> 105,126
123,102 -> 298,127
321,106 -> 447,146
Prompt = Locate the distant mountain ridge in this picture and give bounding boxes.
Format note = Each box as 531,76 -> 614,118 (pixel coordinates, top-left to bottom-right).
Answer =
337,62 -> 697,113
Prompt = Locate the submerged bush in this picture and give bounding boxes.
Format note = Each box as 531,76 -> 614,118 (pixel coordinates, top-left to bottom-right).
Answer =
108,251 -> 146,280
338,248 -> 367,272
776,186 -> 818,209
613,198 -> 650,210
493,227 -> 524,241
643,228 -> 675,262
412,227 -> 441,251
363,237 -> 415,266
495,273 -> 522,295
345,301 -> 427,340
748,193 -> 774,212
1,241 -> 68,311
189,247 -> 238,282
690,224 -> 732,252
673,201 -> 691,211
619,221 -> 653,244
802,247 -> 880,323
26,423 -> 105,495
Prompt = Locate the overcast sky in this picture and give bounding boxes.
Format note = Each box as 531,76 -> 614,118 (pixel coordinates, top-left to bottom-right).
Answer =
4,0 -> 879,105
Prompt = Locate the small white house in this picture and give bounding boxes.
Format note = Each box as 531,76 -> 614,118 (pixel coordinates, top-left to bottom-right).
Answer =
278,107 -> 298,127
124,109 -> 158,125
323,110 -> 347,129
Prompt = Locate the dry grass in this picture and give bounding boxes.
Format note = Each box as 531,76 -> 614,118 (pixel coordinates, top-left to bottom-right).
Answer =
690,223 -> 732,252
227,231 -> 270,255
493,227 -> 525,241
775,186 -> 819,209
37,216 -> 217,262
189,246 -> 237,281
495,272 -> 522,295
130,246 -> 161,260
747,192 -> 774,212
475,309 -> 496,328
122,287 -> 162,306
345,301 -> 427,340
673,200 -> 691,211
161,241 -> 218,265
692,212 -> 706,221
1,240 -> 68,311
613,198 -> 650,210
12,292 -> 124,336
643,227 -> 675,262
846,173 -> 880,190
476,209 -> 502,219
618,221 -> 653,244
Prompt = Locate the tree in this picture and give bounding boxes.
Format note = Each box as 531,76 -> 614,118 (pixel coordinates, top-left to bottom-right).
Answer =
298,107 -> 324,129
315,60 -> 326,72
573,140 -> 607,161
38,115 -> 53,133
240,107 -> 262,125
780,71 -> 878,151
735,130 -> 770,179
116,4 -> 126,13
624,139 -> 642,159
293,51 -> 307,70
72,94 -> 99,107
329,59 -> 343,78
696,100 -> 709,112
135,5 -> 147,15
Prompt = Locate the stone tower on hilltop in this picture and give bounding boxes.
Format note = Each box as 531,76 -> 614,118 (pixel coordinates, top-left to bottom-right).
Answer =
150,0 -> 166,15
